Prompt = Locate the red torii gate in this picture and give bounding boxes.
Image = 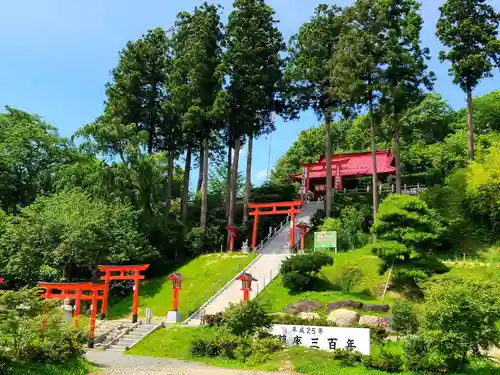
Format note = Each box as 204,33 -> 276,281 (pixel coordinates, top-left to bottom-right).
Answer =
37,281 -> 107,348
98,264 -> 149,323
248,201 -> 303,250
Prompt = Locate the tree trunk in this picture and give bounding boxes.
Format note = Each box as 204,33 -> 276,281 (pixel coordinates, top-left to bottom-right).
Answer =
197,146 -> 204,192
324,110 -> 333,218
181,145 -> 192,224
368,89 -> 379,222
228,137 -> 241,227
243,135 -> 253,223
225,145 -> 232,219
394,122 -> 402,194
467,89 -> 475,161
166,150 -> 174,216
200,138 -> 209,229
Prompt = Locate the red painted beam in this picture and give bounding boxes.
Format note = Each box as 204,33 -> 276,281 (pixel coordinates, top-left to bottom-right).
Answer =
248,200 -> 303,209
97,264 -> 150,272
249,209 -> 301,216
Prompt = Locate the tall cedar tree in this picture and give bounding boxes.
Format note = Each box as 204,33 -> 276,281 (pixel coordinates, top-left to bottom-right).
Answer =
286,4 -> 344,218
436,0 -> 500,160
170,4 -> 225,226
380,0 -> 435,193
224,0 -> 285,229
82,28 -> 171,215
330,0 -> 388,222
105,28 -> 170,155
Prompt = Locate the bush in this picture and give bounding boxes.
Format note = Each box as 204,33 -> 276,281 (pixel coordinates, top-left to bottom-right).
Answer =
403,335 -> 439,374
271,314 -> 336,327
391,300 -> 418,337
362,349 -> 404,373
310,209 -> 326,230
0,288 -> 87,369
221,299 -> 272,336
331,348 -> 363,366
281,252 -> 333,292
189,329 -> 239,358
247,336 -> 282,364
419,279 -> 500,371
332,263 -> 363,292
201,312 -> 223,327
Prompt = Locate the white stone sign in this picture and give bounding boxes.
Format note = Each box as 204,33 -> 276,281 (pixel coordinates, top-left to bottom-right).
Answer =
268,324 -> 370,355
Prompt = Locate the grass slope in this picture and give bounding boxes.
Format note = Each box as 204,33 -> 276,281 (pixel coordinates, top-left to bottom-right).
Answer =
257,247 -> 397,315
108,252 -> 256,319
130,326 -> 499,375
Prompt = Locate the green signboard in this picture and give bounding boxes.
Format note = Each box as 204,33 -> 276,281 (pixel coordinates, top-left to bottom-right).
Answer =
314,231 -> 337,252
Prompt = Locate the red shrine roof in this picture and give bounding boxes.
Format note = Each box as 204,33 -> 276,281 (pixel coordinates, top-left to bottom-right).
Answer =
296,150 -> 395,179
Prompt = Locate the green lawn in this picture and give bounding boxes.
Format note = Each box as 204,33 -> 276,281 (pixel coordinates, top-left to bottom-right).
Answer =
257,247 -> 397,316
129,326 -> 499,375
108,252 -> 257,319
5,359 -> 93,375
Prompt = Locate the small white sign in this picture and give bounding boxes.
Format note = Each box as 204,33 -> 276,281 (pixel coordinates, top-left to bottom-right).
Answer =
268,324 -> 370,355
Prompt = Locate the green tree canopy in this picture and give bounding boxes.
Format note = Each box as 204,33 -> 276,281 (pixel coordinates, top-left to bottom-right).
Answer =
0,190 -> 155,285
436,0 -> 500,160
370,194 -> 447,289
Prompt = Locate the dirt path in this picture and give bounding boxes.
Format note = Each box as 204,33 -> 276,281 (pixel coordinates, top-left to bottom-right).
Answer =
86,350 -> 298,375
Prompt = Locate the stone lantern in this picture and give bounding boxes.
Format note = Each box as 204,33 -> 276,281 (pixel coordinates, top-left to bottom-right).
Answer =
236,272 -> 257,303
296,222 -> 309,250
166,272 -> 185,323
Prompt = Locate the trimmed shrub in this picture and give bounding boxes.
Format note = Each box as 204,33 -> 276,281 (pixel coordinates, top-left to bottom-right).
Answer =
331,263 -> 363,292
362,350 -> 404,373
221,299 -> 272,336
281,252 -> 333,292
391,300 -> 418,337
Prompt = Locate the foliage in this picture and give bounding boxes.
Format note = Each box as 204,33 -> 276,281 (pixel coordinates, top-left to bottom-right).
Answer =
436,0 -> 500,159
0,107 -> 70,214
331,263 -> 363,292
0,189 -> 154,285
246,336 -> 283,364
370,194 -> 448,289
310,209 -> 326,231
391,300 -> 418,337
189,328 -> 240,358
319,205 -> 369,251
419,279 -> 500,371
362,349 -> 404,373
221,299 -> 272,336
0,288 -> 87,370
403,335 -> 439,374
271,314 -> 336,327
281,252 -> 333,292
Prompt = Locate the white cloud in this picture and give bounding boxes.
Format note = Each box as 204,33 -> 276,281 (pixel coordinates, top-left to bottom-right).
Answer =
255,169 -> 269,182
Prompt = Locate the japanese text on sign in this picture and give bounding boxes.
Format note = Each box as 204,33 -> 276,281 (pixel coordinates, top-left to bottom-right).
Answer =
314,231 -> 337,252
268,324 -> 370,355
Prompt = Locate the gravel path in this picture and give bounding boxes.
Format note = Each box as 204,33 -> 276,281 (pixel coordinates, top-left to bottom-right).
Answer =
86,350 -> 297,375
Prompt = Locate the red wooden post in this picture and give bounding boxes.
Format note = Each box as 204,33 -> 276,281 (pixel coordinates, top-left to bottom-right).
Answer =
74,289 -> 81,328
101,272 -> 110,320
305,167 -> 310,198
252,209 -> 259,249
290,210 -> 296,248
132,272 -> 140,323
168,273 -> 184,312
88,289 -> 97,348
225,225 -> 239,251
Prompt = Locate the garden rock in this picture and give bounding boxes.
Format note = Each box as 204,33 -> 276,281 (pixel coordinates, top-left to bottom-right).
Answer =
362,304 -> 390,313
326,300 -> 363,311
298,312 -> 321,320
359,315 -> 390,328
327,309 -> 360,327
284,300 -> 323,313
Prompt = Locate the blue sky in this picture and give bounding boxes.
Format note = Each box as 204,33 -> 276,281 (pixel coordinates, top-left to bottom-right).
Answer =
0,0 -> 499,189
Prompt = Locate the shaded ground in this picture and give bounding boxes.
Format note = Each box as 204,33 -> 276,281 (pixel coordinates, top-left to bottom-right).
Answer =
86,350 -> 299,375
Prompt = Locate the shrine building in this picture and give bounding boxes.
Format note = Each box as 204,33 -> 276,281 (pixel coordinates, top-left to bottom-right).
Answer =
294,150 -> 396,200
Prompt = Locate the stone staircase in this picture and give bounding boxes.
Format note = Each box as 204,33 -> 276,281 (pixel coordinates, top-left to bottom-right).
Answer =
92,320 -> 161,351
183,201 -> 322,326
104,322 -> 161,352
